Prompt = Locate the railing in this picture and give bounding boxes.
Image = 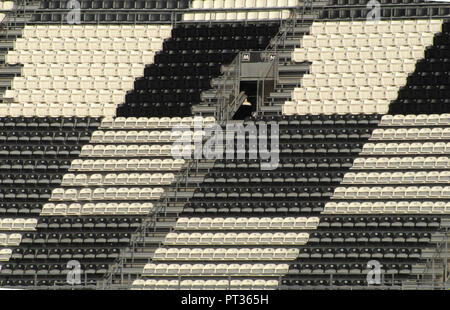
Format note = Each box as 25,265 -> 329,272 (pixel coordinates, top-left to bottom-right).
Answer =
414,228 -> 449,290
226,90 -> 246,120
100,151 -> 204,289
0,0 -> 30,37
214,54 -> 240,121
256,51 -> 278,112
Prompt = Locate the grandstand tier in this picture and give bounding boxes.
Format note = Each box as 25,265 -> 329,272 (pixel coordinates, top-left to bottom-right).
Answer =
0,0 -> 450,291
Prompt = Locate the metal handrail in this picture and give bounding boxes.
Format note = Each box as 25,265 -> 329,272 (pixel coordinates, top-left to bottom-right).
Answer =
226,90 -> 247,120
415,228 -> 449,290
100,151 -> 205,288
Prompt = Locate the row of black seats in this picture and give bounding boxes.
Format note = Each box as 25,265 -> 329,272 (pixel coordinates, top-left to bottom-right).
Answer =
40,0 -> 188,9
173,24 -> 279,38
0,203 -> 43,215
319,216 -> 441,228
20,232 -> 132,244
397,85 -> 450,99
0,279 -> 96,287
37,217 -> 143,230
0,263 -> 109,275
0,132 -> 91,144
162,36 -> 272,53
328,0 -> 424,5
11,247 -> 120,260
251,114 -> 381,125
297,247 -> 422,258
0,189 -> 52,200
134,75 -> 212,91
183,201 -> 325,213
308,232 -> 432,243
282,279 -> 401,287
279,128 -> 373,139
117,101 -> 192,117
0,174 -> 62,187
390,100 -> 450,114
204,171 -> 345,182
289,263 -> 412,273
126,88 -> 206,103
0,117 -> 100,130
31,12 -> 181,23
321,7 -> 450,19
213,157 -> 356,168
193,186 -> 336,197
0,146 -> 81,158
144,63 -> 224,78
0,160 -> 72,172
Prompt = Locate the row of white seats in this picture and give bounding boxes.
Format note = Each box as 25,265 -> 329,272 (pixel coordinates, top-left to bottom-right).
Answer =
333,186 -> 450,199
4,89 -> 127,103
301,72 -> 407,88
14,37 -> 164,52
61,173 -> 175,186
0,103 -> 116,118
164,232 -> 309,245
323,201 -> 450,215
17,65 -> 146,79
100,116 -> 216,129
191,0 -> 298,9
293,86 -> 398,100
0,234 -> 22,246
379,114 -> 450,127
0,249 -> 12,262
153,247 -> 299,261
0,219 -> 37,231
310,59 -> 416,74
11,78 -> 136,92
352,156 -> 450,170
132,279 -> 278,290
175,217 -> 319,230
361,142 -> 450,155
79,144 -> 195,158
70,158 -> 186,171
302,32 -> 434,49
51,187 -> 165,201
342,171 -> 450,184
143,263 -> 289,275
310,20 -> 442,35
294,46 -> 427,63
183,10 -> 290,21
8,50 -> 155,65
41,202 -> 153,216
22,25 -> 171,39
90,130 -> 202,143
371,128 -> 450,140
283,100 -> 390,115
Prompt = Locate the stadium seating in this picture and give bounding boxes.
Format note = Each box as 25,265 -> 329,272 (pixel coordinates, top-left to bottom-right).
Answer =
116,23 -> 279,117
2,25 -> 171,117
284,20 -> 443,115
1,0 -> 450,291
